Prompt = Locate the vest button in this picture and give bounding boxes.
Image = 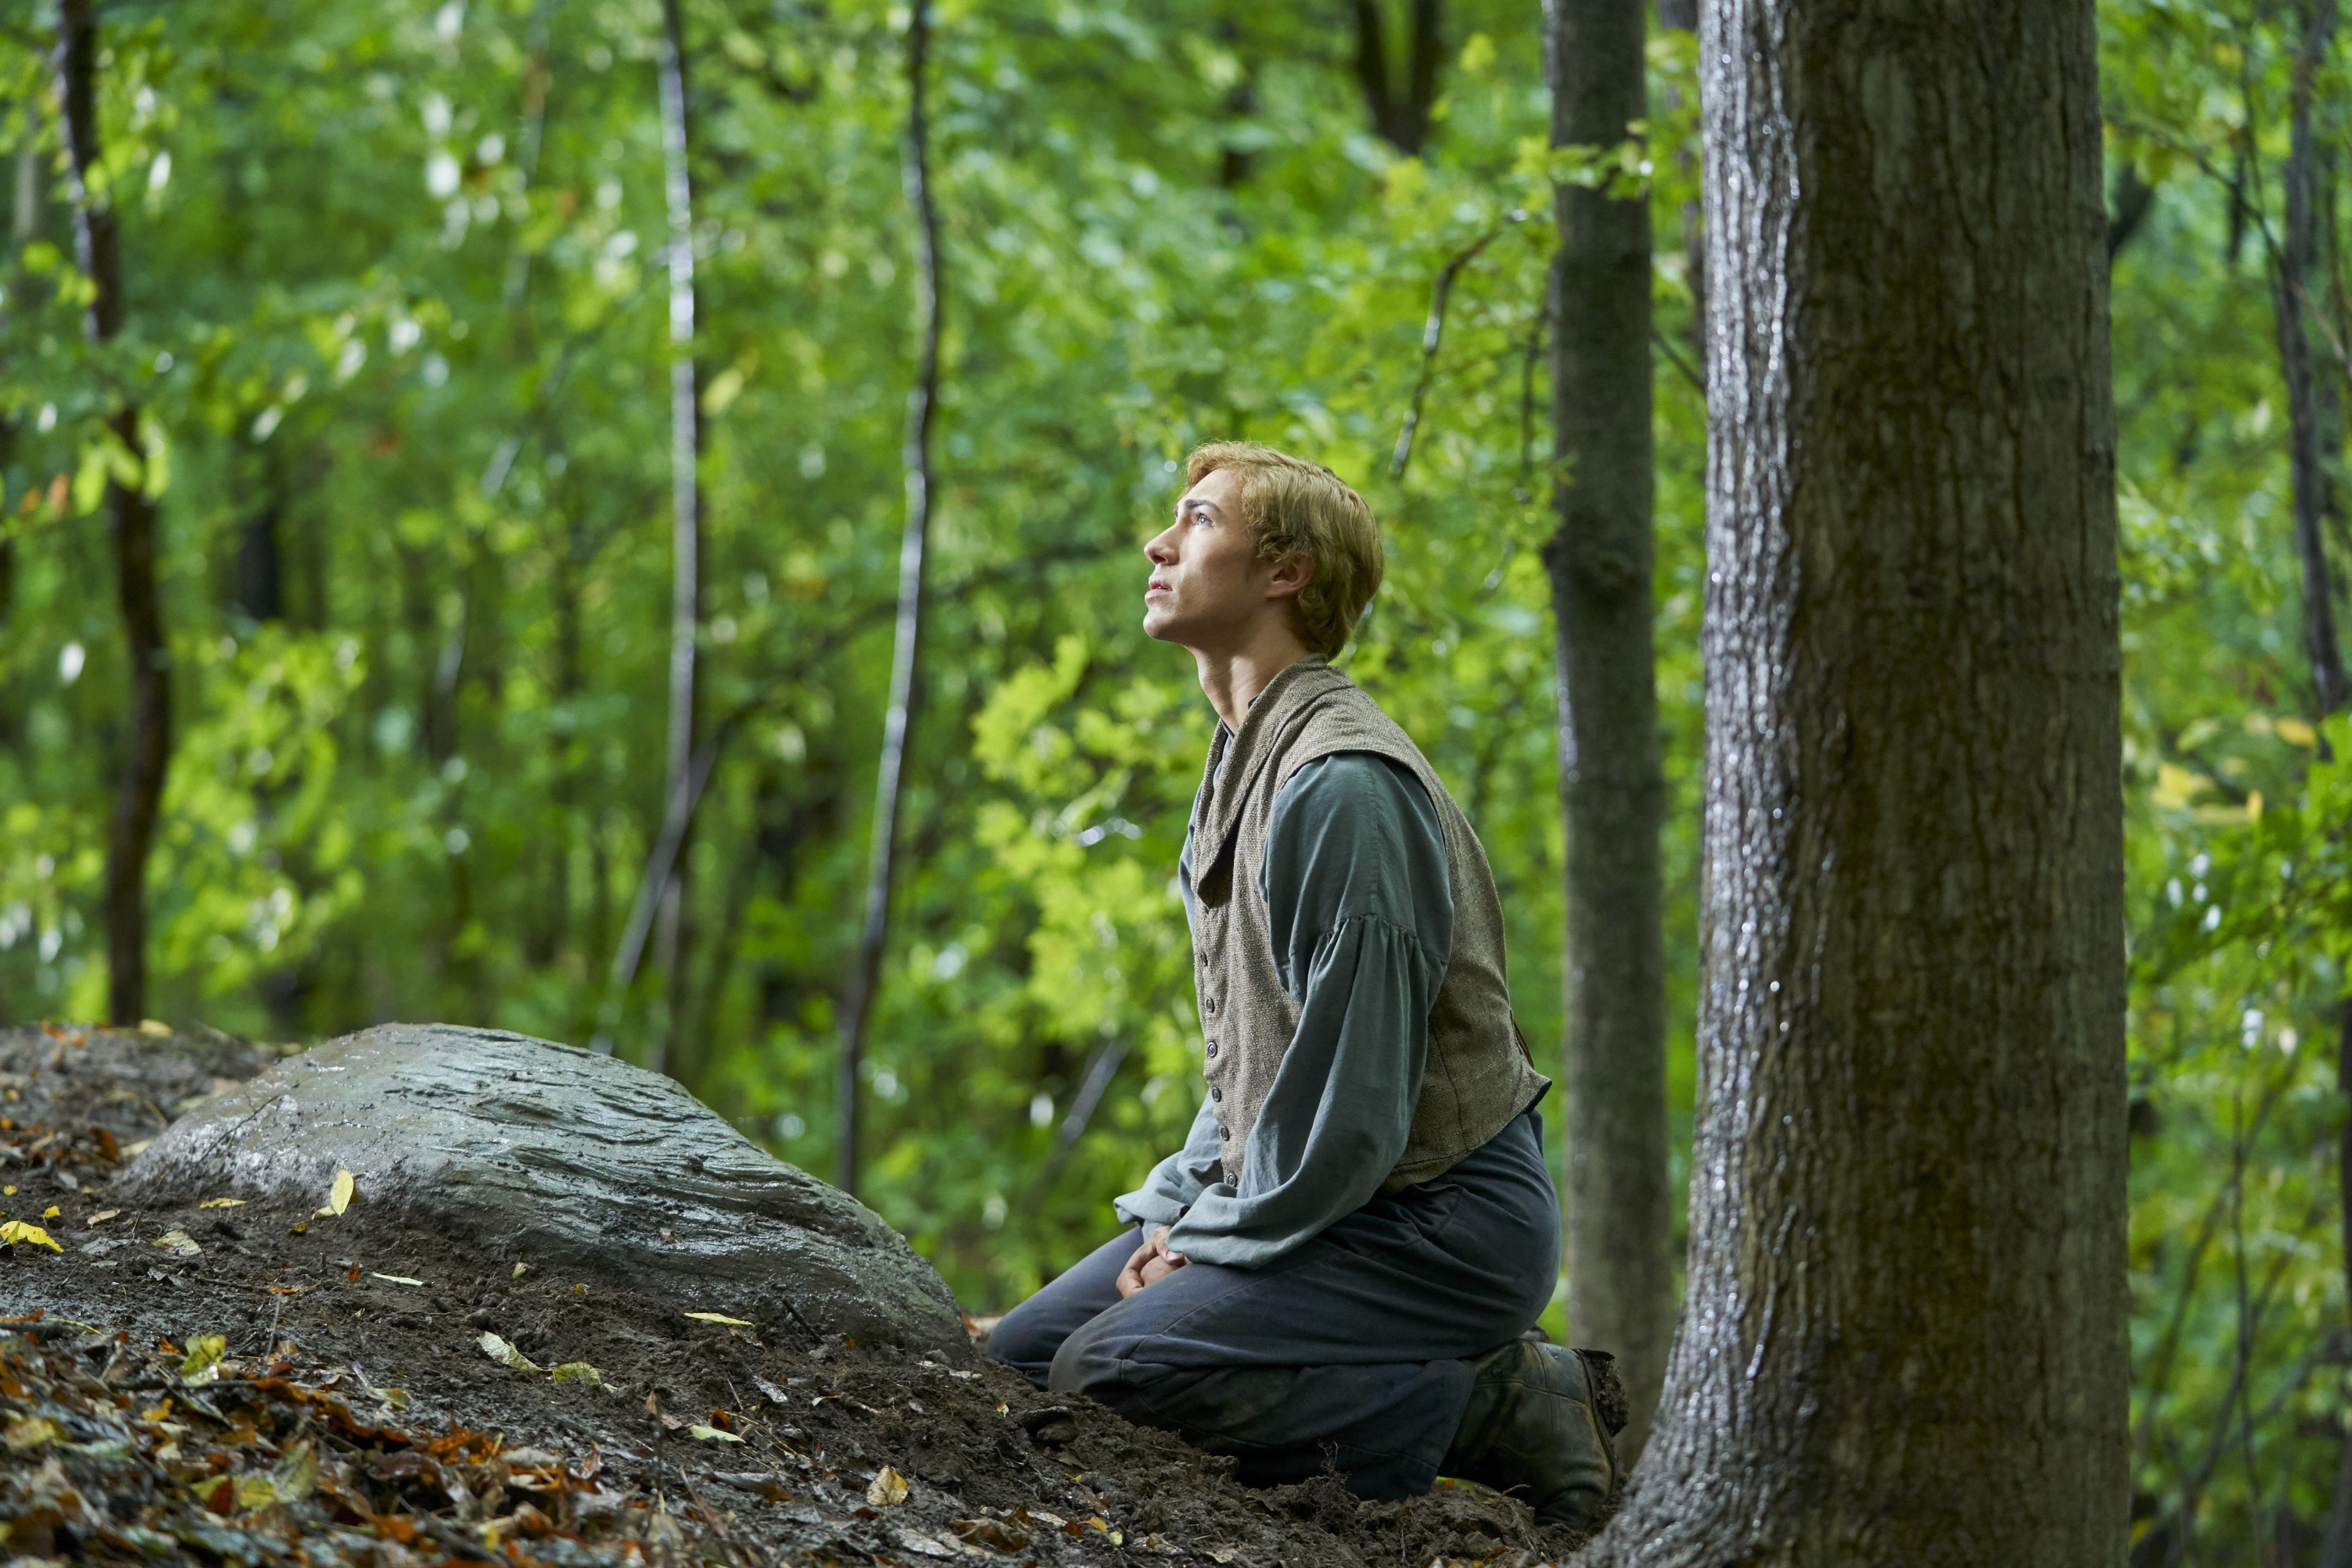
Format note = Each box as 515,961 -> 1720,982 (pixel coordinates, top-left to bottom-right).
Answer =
1216,1124 -> 1229,1142
1203,997 -> 1216,1016
1205,1039 -> 1218,1057
1210,1085 -> 1223,1102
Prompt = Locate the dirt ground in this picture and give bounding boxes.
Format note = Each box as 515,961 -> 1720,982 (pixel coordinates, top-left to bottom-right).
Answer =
0,1025 -> 1591,1567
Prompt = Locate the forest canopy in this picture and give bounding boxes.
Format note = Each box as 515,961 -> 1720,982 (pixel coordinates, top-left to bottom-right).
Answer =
0,1 -> 2345,1557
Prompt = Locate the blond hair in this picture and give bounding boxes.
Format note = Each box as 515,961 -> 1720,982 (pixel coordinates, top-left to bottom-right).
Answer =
1184,442 -> 1384,657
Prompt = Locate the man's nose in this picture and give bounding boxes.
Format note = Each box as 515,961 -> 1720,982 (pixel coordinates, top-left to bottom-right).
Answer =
1144,529 -> 1175,565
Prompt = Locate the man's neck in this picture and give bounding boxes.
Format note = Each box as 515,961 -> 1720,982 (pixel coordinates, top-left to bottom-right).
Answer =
1192,631 -> 1313,733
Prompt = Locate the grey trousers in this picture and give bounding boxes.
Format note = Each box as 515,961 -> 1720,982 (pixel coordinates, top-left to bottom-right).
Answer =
989,1109 -> 1559,1499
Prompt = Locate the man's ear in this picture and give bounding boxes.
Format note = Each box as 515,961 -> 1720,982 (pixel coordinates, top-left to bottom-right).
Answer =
1264,551 -> 1316,603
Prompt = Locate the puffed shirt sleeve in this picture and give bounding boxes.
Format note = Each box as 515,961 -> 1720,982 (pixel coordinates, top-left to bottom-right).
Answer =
1148,750 -> 1454,1268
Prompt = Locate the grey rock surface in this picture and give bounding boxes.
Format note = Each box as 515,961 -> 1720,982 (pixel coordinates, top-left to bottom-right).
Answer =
120,1023 -> 968,1351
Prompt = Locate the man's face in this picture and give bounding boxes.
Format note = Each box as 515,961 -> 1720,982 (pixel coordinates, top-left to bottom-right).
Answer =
1140,467 -> 1279,652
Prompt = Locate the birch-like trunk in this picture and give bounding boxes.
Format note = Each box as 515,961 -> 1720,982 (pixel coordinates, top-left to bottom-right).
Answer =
836,0 -> 942,1196
649,0 -> 703,1077
1580,0 -> 2127,1557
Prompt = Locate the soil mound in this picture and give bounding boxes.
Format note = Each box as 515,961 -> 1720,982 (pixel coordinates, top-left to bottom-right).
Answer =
0,1024 -> 1587,1566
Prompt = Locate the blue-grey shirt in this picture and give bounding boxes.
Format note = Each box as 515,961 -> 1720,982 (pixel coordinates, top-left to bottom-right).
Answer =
1113,750 -> 1454,1268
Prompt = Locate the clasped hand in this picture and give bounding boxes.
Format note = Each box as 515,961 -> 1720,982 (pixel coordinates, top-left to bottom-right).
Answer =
1114,1224 -> 1189,1297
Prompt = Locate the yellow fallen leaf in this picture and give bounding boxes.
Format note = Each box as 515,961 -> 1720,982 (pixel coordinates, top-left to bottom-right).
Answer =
549,1362 -> 603,1384
199,1197 -> 246,1209
86,1210 -> 121,1227
153,1229 -> 202,1257
317,1169 -> 355,1217
41,1205 -> 58,1219
138,1019 -> 172,1037
687,1424 -> 745,1443
123,1139 -> 152,1158
3,1414 -> 64,1452
867,1466 -> 910,1507
1,1219 -> 62,1253
682,1311 -> 753,1326
235,1474 -> 279,1510
369,1385 -> 411,1409
371,1273 -> 425,1286
478,1331 -> 543,1373
273,1440 -> 318,1502
139,1401 -> 172,1423
181,1333 -> 228,1387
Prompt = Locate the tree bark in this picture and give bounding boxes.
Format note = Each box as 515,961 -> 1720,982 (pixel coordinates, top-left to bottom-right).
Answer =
1539,0 -> 1671,1463
1578,0 -> 2127,1558
649,0 -> 704,1077
837,0 -> 941,1196
58,0 -> 173,1027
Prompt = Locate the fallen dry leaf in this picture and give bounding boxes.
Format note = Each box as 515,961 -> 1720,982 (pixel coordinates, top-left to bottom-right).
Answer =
152,1229 -> 202,1257
866,1466 -> 910,1507
549,1362 -> 603,1384
3,1414 -> 63,1452
138,1019 -> 172,1037
0,1219 -> 61,1253
682,1311 -> 752,1326
317,1168 -> 355,1217
40,1205 -> 58,1219
198,1197 -> 246,1209
687,1424 -> 744,1443
371,1273 -> 425,1286
478,1332 -> 543,1373
84,1209 -> 119,1228
179,1333 -> 228,1386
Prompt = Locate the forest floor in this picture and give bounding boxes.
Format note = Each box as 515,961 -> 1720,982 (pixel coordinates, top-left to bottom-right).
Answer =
0,1026 -> 1589,1568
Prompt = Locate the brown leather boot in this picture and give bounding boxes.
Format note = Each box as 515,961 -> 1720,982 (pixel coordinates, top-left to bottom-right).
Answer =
1440,1340 -> 1627,1531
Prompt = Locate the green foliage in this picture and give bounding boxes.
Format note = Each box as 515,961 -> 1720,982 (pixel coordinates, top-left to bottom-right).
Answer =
0,0 -> 2346,1553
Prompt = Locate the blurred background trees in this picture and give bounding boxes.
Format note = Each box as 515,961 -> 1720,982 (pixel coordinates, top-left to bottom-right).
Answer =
0,0 -> 2347,1555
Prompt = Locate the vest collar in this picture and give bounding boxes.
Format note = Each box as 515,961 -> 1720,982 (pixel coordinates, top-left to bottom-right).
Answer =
1189,654 -> 1354,865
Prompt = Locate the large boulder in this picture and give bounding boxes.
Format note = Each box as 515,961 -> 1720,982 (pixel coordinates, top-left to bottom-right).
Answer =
120,1023 -> 967,1352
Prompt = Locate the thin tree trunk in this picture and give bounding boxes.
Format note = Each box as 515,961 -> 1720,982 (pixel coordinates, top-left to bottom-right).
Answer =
1541,0 -> 1671,1463
2271,4 -> 2352,1560
3,97 -> 38,630
649,0 -> 703,1077
233,451 -> 285,624
1579,0 -> 2125,1557
2276,0 -> 2346,718
837,0 -> 941,1196
58,0 -> 172,1027
1351,0 -> 1444,156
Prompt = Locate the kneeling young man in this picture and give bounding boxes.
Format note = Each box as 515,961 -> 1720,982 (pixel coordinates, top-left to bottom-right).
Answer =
990,443 -> 1624,1526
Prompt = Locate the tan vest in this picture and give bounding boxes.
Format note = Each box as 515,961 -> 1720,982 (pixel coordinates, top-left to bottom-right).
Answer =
1188,657 -> 1551,1194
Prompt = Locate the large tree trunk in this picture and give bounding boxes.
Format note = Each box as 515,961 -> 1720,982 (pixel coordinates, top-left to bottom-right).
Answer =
1539,0 -> 1672,1463
837,0 -> 941,1196
1579,0 -> 2127,1559
58,0 -> 173,1027
649,0 -> 704,1079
